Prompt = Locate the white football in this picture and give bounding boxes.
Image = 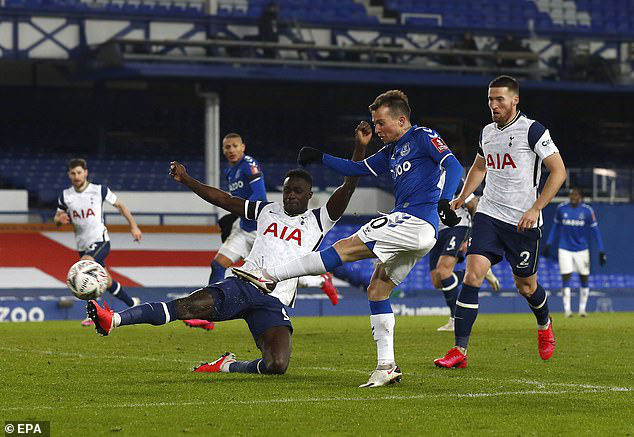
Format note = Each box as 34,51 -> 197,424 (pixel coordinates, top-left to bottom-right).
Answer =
66,260 -> 109,300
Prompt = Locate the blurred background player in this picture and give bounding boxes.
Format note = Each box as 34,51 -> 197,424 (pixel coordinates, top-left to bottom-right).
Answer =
434,75 -> 567,369
54,158 -> 142,326
545,188 -> 606,317
237,90 -> 464,387
87,122 -> 368,375
431,176 -> 500,332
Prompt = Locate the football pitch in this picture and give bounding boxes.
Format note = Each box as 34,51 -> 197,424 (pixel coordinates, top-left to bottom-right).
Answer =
1,313 -> 633,435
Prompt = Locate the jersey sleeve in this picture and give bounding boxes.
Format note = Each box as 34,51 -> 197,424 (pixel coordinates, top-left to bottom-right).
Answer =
553,204 -> 563,224
322,147 -> 390,177
56,192 -> 67,212
477,129 -> 485,158
245,158 -> 263,182
315,205 -> 338,234
248,173 -> 267,202
585,205 -> 598,227
421,129 -> 454,165
528,121 -> 559,160
101,185 -> 118,206
244,200 -> 273,221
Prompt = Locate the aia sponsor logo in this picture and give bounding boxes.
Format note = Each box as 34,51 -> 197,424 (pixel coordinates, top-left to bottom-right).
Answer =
71,208 -> 96,220
486,153 -> 517,169
263,222 -> 302,245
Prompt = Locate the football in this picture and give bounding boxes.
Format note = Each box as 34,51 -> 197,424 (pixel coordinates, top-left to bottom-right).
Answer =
66,260 -> 108,300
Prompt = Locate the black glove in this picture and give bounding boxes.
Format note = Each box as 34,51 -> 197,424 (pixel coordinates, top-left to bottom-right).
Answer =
297,147 -> 323,166
543,244 -> 550,259
218,213 -> 239,243
599,251 -> 607,266
438,199 -> 461,227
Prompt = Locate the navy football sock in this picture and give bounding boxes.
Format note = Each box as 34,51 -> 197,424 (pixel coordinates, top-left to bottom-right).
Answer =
455,269 -> 465,285
108,280 -> 134,307
454,284 -> 480,350
525,283 -> 550,326
229,359 -> 267,374
208,260 -> 227,285
439,275 -> 459,318
119,301 -> 178,326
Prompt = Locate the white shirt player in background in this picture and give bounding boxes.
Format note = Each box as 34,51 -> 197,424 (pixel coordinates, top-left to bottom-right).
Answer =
54,158 -> 142,325
434,75 -> 567,369
85,123 -> 368,376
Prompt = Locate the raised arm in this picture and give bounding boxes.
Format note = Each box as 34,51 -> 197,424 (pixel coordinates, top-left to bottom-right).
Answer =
325,121 -> 371,221
169,161 -> 247,218
297,139 -> 388,178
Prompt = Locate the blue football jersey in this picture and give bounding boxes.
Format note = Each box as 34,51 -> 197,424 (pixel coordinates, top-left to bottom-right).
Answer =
363,125 -> 456,230
551,202 -> 601,251
224,155 -> 267,232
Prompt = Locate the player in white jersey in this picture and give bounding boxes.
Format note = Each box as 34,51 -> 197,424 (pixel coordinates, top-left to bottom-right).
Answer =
86,123 -> 369,375
54,158 -> 142,325
435,75 -> 567,369
430,176 -> 500,332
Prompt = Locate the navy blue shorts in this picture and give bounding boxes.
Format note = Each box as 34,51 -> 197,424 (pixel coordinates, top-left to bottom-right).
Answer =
208,277 -> 293,341
428,226 -> 469,270
467,213 -> 542,277
79,241 -> 111,267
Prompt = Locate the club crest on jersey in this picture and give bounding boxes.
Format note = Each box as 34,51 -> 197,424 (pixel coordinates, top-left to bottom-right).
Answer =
263,222 -> 302,246
400,143 -> 410,156
486,153 -> 517,169
508,136 -> 514,147
72,209 -> 95,220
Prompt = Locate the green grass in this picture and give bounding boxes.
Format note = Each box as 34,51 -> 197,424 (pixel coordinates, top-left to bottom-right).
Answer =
1,313 -> 633,436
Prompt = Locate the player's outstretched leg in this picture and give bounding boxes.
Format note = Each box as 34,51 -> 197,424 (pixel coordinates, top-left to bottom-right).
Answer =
87,287 -> 218,337
194,326 -> 291,375
518,279 -> 555,360
107,279 -> 136,307
183,319 -> 215,331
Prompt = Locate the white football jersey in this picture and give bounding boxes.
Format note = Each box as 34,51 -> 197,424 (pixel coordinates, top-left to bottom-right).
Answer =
57,183 -> 117,251
477,112 -> 559,227
437,173 -> 474,232
241,200 -> 337,307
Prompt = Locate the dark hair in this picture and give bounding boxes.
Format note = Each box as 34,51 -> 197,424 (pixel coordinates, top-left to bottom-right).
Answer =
68,158 -> 87,170
223,132 -> 243,143
368,90 -> 411,120
284,168 -> 312,187
489,75 -> 519,95
570,187 -> 583,196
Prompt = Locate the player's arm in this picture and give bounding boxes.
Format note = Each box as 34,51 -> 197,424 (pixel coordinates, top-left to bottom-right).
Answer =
587,207 -> 606,265
247,161 -> 267,201
453,154 -> 486,210
54,209 -> 70,226
112,199 -> 142,242
169,161 -> 247,218
465,196 -> 478,217
325,121 -> 371,220
54,194 -> 70,226
518,152 -> 566,232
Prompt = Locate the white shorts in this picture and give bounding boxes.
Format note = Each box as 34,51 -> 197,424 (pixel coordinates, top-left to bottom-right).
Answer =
558,248 -> 590,276
356,212 -> 437,285
217,220 -> 257,263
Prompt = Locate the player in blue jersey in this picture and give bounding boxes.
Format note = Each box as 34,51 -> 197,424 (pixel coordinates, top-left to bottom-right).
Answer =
233,90 -> 463,387
545,188 -> 606,317
210,133 -> 268,284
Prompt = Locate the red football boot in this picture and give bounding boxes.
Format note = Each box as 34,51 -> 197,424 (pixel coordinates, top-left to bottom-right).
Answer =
434,347 -> 468,369
193,352 -> 236,373
537,316 -> 556,360
183,319 -> 215,331
86,300 -> 114,336
320,273 -> 339,305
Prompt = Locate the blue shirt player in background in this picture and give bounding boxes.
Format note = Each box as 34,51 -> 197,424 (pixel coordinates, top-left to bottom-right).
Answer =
233,90 -> 463,387
545,188 -> 606,317
183,133 -> 267,331
211,132 -> 267,284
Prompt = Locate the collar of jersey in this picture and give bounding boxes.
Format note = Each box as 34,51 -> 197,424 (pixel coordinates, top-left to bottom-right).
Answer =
73,182 -> 91,193
495,111 -> 522,131
226,156 -> 246,172
389,125 -> 417,148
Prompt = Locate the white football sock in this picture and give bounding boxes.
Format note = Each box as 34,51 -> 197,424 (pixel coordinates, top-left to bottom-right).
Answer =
297,275 -> 325,288
579,287 -> 590,313
370,313 -> 395,367
265,252 -> 326,282
113,312 -> 121,328
562,287 -> 571,313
